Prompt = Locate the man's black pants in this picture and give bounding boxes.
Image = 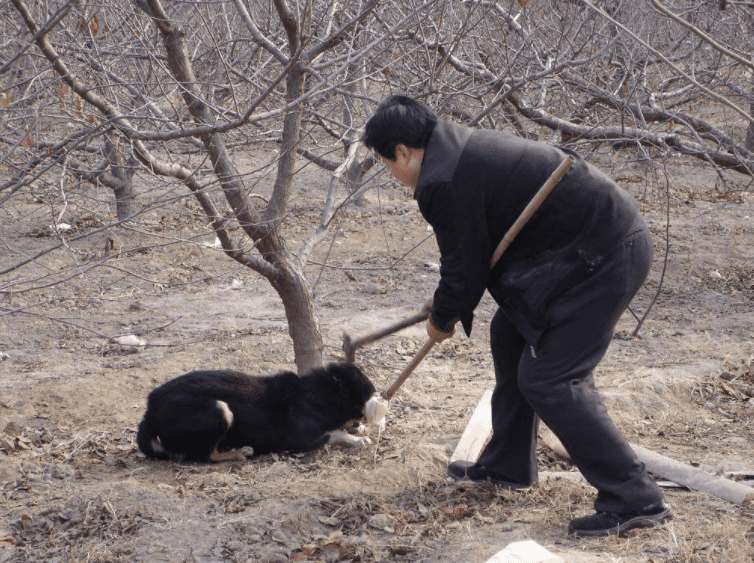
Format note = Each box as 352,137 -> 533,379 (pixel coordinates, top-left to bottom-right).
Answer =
477,225 -> 664,514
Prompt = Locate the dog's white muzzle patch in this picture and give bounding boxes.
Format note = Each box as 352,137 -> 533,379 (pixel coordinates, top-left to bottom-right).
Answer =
364,395 -> 388,431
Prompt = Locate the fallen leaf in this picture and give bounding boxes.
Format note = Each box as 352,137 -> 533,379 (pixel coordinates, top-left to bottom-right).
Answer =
318,515 -> 339,526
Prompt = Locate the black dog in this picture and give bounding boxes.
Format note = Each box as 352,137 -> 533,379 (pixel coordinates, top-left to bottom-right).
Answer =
137,363 -> 377,462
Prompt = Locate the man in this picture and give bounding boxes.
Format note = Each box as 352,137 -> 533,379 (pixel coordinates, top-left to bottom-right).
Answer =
363,95 -> 671,536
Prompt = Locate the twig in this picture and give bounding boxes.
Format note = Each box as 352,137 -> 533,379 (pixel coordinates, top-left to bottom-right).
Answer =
632,163 -> 671,337
308,232 -> 436,273
580,0 -> 753,125
0,306 -> 181,342
311,211 -> 345,294
62,433 -> 93,462
51,154 -> 72,252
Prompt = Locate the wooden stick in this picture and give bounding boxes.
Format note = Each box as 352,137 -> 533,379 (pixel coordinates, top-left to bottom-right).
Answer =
342,302 -> 431,363
631,443 -> 754,506
382,339 -> 435,400
490,155 -> 575,267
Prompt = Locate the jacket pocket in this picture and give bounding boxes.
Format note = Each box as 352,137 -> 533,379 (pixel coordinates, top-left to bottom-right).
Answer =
498,248 -> 602,310
491,247 -> 605,343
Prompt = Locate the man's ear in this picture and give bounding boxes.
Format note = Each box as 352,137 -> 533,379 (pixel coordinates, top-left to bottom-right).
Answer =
394,143 -> 410,163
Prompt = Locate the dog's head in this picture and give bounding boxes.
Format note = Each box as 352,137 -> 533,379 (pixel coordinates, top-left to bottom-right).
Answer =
324,363 -> 388,431
326,363 -> 376,410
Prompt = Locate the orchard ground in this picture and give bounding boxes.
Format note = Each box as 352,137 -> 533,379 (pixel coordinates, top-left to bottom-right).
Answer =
1,145 -> 754,562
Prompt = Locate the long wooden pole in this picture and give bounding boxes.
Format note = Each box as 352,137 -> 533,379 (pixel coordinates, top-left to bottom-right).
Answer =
383,339 -> 436,400
631,443 -> 754,506
343,302 -> 431,363
490,155 -> 575,266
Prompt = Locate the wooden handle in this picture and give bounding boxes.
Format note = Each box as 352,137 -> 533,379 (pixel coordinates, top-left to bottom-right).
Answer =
343,301 -> 431,363
382,338 -> 435,400
490,154 -> 575,268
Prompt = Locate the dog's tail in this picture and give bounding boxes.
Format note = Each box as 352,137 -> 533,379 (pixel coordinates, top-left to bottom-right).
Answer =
136,412 -> 170,460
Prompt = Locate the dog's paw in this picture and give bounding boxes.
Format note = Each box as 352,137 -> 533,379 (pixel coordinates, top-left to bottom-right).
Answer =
347,435 -> 372,449
327,430 -> 372,449
239,446 -> 255,459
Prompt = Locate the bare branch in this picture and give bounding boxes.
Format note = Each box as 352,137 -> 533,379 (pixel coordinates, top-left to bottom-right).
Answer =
508,91 -> 754,176
0,0 -> 78,76
301,0 -> 379,61
230,0 -> 290,64
649,0 -> 754,73
580,0 -> 754,125
273,0 -> 300,52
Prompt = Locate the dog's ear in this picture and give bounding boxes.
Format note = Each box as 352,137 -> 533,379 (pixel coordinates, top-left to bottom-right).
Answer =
334,363 -> 370,387
337,362 -> 360,377
334,363 -> 376,400
327,362 -> 356,380
325,363 -> 370,399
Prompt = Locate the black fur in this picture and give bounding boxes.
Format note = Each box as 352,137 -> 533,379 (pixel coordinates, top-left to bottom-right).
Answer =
136,363 -> 376,462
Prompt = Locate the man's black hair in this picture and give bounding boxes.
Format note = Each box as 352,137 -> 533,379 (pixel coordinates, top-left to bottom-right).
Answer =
363,95 -> 438,160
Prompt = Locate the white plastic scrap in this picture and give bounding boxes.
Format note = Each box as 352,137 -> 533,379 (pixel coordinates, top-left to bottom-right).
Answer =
202,237 -> 222,249
114,335 -> 146,347
49,223 -> 72,233
365,395 -> 389,431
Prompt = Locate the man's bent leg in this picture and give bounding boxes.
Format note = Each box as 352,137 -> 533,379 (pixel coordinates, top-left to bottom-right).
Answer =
519,229 -> 663,513
472,309 -> 538,485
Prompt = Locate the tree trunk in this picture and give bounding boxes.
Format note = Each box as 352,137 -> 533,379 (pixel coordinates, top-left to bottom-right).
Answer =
104,135 -> 136,221
265,64 -> 325,372
271,261 -> 324,373
141,0 -> 324,373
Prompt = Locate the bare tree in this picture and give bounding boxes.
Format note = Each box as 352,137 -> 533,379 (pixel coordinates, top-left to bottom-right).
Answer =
2,0 -> 753,370
2,0 -> 431,372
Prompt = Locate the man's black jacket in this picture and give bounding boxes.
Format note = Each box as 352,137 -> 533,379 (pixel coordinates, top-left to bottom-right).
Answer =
414,120 -> 646,345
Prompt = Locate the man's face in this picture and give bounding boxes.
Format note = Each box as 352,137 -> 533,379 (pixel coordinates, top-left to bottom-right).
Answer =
382,144 -> 424,189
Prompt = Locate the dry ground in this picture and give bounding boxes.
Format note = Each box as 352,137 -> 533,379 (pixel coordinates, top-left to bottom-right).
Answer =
1,146 -> 754,562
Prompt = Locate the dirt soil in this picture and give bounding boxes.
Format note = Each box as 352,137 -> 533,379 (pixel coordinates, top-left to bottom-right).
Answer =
1,148 -> 754,562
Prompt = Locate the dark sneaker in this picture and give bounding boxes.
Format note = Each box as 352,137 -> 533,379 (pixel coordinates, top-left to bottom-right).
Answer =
447,460 -> 529,489
568,503 -> 672,537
